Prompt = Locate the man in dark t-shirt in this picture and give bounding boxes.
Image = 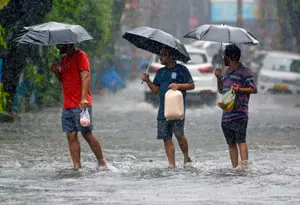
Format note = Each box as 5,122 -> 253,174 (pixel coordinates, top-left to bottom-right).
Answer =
141,47 -> 195,168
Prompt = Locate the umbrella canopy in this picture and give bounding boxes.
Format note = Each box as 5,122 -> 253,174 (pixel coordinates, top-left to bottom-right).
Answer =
122,26 -> 190,63
183,24 -> 259,45
14,21 -> 93,46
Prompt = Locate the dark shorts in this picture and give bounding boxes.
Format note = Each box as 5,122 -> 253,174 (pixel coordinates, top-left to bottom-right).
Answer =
62,107 -> 93,133
157,120 -> 184,140
221,117 -> 248,145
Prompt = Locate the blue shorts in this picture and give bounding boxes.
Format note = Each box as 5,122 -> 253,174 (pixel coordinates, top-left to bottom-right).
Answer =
61,107 -> 93,133
221,117 -> 248,145
157,120 -> 185,140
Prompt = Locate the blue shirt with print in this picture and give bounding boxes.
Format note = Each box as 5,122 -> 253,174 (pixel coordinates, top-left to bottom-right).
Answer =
153,64 -> 194,120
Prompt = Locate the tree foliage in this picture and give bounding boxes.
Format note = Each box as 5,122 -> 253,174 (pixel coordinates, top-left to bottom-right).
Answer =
0,0 -> 10,49
282,0 -> 300,51
45,0 -> 83,22
46,0 -> 114,57
0,0 -> 53,113
0,25 -> 7,49
0,0 -> 125,112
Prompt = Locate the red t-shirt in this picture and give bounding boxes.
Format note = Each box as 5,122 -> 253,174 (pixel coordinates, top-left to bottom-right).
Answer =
60,49 -> 92,108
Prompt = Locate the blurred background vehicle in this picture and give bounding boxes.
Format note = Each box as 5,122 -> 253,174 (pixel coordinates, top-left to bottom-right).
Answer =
257,51 -> 300,94
188,41 -> 222,63
144,45 -> 217,106
248,49 -> 268,83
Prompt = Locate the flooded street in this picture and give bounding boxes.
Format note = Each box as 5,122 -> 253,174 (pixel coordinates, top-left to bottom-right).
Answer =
1,80 -> 300,205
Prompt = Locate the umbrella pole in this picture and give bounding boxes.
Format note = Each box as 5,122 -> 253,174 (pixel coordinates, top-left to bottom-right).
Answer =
219,42 -> 223,69
145,60 -> 151,73
141,61 -> 151,84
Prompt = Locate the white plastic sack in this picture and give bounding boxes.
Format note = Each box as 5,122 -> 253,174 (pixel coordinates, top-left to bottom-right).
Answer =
80,108 -> 90,127
164,89 -> 184,120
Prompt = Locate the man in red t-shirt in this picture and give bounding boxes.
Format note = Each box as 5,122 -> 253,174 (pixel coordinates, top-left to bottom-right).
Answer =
50,44 -> 107,169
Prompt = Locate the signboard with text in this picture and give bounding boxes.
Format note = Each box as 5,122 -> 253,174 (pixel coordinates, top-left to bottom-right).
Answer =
210,0 -> 255,22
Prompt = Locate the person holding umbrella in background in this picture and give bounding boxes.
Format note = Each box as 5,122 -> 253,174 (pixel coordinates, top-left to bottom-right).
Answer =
214,44 -> 257,170
184,24 -> 259,170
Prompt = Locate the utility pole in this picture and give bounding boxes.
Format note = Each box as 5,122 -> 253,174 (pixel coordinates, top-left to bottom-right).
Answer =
237,0 -> 243,28
259,0 -> 268,49
259,0 -> 266,32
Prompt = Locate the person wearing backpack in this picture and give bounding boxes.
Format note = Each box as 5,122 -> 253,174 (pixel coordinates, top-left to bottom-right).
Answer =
50,44 -> 107,170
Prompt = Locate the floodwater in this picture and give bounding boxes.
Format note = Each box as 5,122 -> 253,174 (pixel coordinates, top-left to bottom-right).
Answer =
0,81 -> 300,205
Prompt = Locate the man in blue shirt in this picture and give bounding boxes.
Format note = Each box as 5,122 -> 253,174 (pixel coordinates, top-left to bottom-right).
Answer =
141,47 -> 195,168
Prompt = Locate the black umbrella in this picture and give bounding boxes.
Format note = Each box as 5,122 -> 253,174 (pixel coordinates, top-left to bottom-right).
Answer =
122,26 -> 190,63
14,21 -> 93,46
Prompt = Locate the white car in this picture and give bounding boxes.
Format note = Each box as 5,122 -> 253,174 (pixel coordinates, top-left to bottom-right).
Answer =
249,49 -> 268,83
258,51 -> 300,94
188,41 -> 228,63
144,46 -> 218,106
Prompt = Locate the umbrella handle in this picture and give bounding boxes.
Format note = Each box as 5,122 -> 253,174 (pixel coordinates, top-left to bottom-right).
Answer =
141,62 -> 151,84
219,42 -> 222,54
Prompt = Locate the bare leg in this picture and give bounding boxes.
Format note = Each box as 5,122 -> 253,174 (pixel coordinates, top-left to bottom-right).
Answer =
67,131 -> 81,169
164,139 -> 176,168
238,142 -> 248,169
229,144 -> 239,168
82,131 -> 107,168
175,134 -> 191,163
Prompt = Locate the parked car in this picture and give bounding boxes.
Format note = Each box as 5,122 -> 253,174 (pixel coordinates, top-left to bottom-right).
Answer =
188,41 -> 225,63
189,41 -> 230,62
257,51 -> 300,94
144,45 -> 218,106
248,49 -> 268,83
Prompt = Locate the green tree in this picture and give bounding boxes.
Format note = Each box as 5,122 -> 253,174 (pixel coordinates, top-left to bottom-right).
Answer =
46,0 -> 114,57
0,25 -> 7,49
286,0 -> 300,51
29,0 -> 124,109
45,0 -> 124,97
111,0 -> 125,49
1,0 -> 125,114
45,0 -> 83,23
79,0 -> 113,57
0,0 -> 53,113
0,1 -> 10,113
277,0 -> 300,51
